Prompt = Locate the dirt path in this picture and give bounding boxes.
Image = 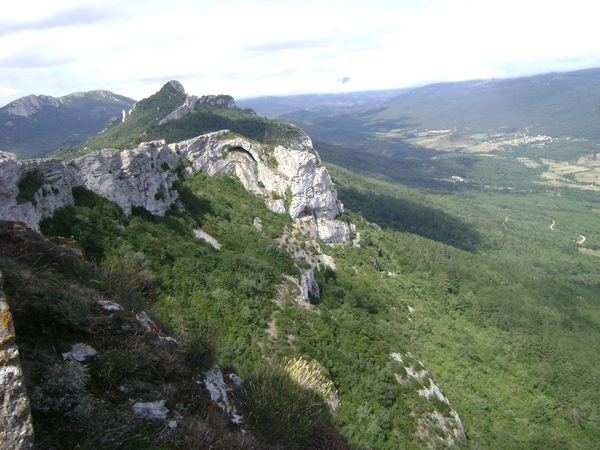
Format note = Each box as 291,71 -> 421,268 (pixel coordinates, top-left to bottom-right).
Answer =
550,220 -> 556,230
578,235 -> 586,245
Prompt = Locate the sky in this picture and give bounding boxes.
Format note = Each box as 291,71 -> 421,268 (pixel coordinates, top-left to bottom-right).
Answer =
1,0 -> 600,107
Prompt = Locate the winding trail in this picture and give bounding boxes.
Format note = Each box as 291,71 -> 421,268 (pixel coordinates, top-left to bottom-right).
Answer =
551,220 -> 586,245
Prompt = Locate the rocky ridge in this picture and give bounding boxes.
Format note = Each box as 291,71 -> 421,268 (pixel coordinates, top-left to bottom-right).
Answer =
0,129 -> 352,245
2,91 -> 130,119
156,81 -> 236,125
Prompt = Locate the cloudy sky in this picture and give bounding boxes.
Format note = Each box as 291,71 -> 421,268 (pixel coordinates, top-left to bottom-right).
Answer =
1,0 -> 599,106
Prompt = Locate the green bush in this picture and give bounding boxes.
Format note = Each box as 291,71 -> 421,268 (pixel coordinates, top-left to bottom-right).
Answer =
17,168 -> 45,205
233,364 -> 331,447
46,289 -> 90,331
31,361 -> 92,420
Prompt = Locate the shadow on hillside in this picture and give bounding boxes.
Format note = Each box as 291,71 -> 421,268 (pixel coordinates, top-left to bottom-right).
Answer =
338,187 -> 486,253
315,140 -> 471,193
176,184 -> 214,218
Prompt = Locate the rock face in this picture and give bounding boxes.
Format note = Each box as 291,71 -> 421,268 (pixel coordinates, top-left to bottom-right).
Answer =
0,129 -> 353,243
69,141 -> 180,216
0,271 -> 35,449
0,152 -> 74,230
159,87 -> 236,125
177,131 -> 351,242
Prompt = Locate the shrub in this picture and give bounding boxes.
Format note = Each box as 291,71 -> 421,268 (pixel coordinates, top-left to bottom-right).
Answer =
233,364 -> 331,447
31,361 -> 93,420
17,168 -> 45,205
282,357 -> 338,409
100,252 -> 159,309
46,289 -> 90,331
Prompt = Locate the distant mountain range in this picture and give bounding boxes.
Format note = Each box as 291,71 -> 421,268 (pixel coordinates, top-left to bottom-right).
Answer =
6,67 -> 600,160
236,88 -> 410,118
240,67 -> 600,145
369,67 -> 600,139
0,91 -> 135,159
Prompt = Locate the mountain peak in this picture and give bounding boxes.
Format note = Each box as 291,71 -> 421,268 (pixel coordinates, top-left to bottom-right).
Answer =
2,94 -> 61,117
167,80 -> 185,94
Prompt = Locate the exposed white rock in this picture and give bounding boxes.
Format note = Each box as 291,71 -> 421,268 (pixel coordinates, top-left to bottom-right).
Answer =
159,93 -> 234,126
69,141 -> 180,216
62,343 -> 97,362
168,80 -> 186,94
133,400 -> 169,420
197,95 -> 236,109
177,130 -> 352,243
391,352 -> 466,446
204,366 -> 244,425
3,94 -> 60,117
0,152 -> 74,230
1,275 -> 34,449
97,300 -> 124,311
278,233 -> 328,303
265,199 -> 285,213
322,254 -> 336,270
0,127 -> 353,243
193,229 -> 220,250
133,311 -> 178,343
390,352 -> 403,364
159,95 -> 199,125
419,378 -> 450,404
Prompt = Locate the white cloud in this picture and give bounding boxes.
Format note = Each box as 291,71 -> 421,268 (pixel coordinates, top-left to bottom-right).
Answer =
1,0 -> 600,106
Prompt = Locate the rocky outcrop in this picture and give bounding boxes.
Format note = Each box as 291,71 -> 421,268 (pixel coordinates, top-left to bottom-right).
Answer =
158,95 -> 199,124
0,153 -> 74,230
0,271 -> 35,449
177,131 -> 352,242
159,89 -> 235,125
391,352 -> 466,447
0,129 -> 353,243
69,141 -> 180,216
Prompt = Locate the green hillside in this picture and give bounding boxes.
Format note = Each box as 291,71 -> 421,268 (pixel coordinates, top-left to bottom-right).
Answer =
10,143 -> 600,448
372,68 -> 600,138
5,70 -> 600,448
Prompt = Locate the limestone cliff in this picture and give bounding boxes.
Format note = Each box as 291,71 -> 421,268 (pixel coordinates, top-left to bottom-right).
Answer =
0,152 -> 73,229
0,129 -> 353,244
0,271 -> 35,449
69,141 -> 180,216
